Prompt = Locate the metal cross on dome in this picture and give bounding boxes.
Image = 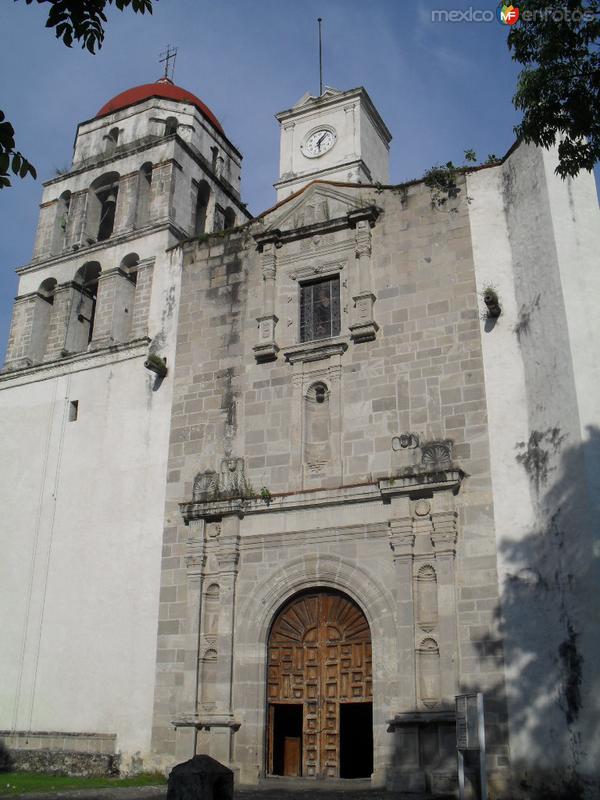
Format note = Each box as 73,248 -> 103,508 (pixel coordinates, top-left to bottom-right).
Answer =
159,45 -> 178,81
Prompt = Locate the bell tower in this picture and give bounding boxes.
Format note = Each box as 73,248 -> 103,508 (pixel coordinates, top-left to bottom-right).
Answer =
274,86 -> 392,201
0,77 -> 250,767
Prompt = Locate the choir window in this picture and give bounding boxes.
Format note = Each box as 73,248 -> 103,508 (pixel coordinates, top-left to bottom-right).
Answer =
299,275 -> 340,343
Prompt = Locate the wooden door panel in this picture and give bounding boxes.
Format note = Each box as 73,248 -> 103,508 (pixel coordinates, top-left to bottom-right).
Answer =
268,591 -> 372,779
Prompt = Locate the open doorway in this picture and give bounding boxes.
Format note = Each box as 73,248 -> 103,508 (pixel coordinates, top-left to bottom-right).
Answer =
270,704 -> 302,777
340,702 -> 373,779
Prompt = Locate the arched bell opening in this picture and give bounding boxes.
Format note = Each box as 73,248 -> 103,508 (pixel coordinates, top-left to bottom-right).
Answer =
266,588 -> 373,781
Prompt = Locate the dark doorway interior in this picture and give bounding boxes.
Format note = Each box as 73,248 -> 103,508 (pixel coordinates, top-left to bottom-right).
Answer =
340,702 -> 373,779
271,704 -> 303,777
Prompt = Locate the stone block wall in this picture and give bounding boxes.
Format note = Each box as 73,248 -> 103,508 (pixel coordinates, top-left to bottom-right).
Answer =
0,731 -> 118,776
151,178 -> 510,791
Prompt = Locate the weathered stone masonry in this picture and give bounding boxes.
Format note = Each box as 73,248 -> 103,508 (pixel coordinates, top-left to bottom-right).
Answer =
151,177 -> 510,793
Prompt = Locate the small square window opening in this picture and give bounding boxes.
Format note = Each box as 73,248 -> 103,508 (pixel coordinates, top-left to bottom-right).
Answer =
69,400 -> 79,422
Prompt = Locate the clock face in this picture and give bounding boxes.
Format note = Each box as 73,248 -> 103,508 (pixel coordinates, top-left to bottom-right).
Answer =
303,128 -> 336,158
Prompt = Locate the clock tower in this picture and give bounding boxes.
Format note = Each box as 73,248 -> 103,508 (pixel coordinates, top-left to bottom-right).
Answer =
274,86 -> 392,201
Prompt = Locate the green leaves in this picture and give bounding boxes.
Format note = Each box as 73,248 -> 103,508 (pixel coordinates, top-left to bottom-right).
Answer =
507,0 -> 600,177
0,109 -> 36,190
17,0 -> 155,53
5,0 -> 156,189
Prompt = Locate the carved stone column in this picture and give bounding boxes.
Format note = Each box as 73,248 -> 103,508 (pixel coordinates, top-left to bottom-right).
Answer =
173,520 -> 206,762
389,494 -> 417,711
349,216 -> 378,342
198,517 -> 241,765
431,499 -> 459,705
253,241 -> 280,362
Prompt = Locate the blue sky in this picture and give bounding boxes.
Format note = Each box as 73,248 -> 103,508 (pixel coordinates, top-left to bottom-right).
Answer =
0,0 -> 597,360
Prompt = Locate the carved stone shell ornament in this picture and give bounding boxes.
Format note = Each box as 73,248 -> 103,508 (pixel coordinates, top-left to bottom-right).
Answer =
421,441 -> 452,469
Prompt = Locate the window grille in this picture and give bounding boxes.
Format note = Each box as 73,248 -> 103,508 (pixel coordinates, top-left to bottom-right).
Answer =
299,275 -> 340,342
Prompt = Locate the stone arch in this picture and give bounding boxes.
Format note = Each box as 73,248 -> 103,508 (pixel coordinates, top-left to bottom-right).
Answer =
204,582 -> 220,636
29,277 -> 58,362
194,180 -> 210,236
135,162 -> 153,228
38,277 -> 57,302
415,563 -> 438,632
200,648 -> 218,711
164,116 -> 178,136
266,588 -> 373,778
71,261 -> 101,348
304,381 -> 331,475
120,252 -> 140,284
236,554 -> 397,783
245,553 -> 395,643
105,127 -> 119,154
87,172 -> 119,243
417,637 -> 441,709
223,206 -> 236,230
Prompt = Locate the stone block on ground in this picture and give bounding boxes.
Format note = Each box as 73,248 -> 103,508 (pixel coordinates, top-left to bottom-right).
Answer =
167,755 -> 233,800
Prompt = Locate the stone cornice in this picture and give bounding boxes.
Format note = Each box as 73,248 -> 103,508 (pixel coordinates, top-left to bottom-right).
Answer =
18,226 -> 175,275
0,337 -> 151,388
253,205 -> 380,249
180,467 -> 464,523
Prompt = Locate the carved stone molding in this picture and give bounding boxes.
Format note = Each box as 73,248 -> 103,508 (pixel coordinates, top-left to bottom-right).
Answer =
283,336 -> 348,365
288,260 -> 345,282
389,517 -> 415,562
253,315 -> 279,363
349,292 -> 378,343
431,511 -> 458,555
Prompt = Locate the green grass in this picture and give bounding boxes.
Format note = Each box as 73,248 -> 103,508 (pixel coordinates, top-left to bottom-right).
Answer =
0,772 -> 166,796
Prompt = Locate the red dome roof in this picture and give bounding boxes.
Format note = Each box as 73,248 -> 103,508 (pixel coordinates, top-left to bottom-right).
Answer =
96,78 -> 224,134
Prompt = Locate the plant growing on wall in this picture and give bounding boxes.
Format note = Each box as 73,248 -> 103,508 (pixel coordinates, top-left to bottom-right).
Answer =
423,150 -> 502,210
260,486 -> 272,506
482,285 -> 502,318
423,149 -> 477,209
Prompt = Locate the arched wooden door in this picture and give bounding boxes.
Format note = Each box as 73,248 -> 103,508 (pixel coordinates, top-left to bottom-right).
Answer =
267,591 -> 373,779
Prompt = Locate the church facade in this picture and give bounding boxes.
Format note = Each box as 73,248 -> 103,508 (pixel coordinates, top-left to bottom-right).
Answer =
1,78 -> 599,799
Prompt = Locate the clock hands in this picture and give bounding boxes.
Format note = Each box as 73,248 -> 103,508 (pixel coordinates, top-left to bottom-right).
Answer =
316,132 -> 328,152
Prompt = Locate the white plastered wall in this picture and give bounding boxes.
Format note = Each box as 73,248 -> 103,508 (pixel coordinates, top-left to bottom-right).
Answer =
468,143 -> 600,794
0,243 -> 183,765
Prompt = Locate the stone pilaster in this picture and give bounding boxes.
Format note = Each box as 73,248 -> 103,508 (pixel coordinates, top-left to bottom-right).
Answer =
194,516 -> 241,766
150,161 -> 179,223
129,259 -> 154,340
32,200 -> 57,260
349,218 -> 379,342
43,282 -> 93,359
112,172 -> 138,235
431,504 -> 459,704
66,190 -> 89,250
253,241 -> 280,362
389,494 -> 417,711
173,520 -> 206,763
3,295 -> 36,369
89,268 -> 136,348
